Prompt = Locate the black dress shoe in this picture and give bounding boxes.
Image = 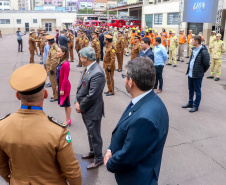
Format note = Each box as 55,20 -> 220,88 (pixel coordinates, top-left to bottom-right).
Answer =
166,63 -> 172,65
106,93 -> 114,96
207,76 -> 214,79
181,60 -> 184,62
189,107 -> 198,112
177,59 -> 180,61
82,153 -> 94,159
182,103 -> 193,108
173,65 -> 177,67
118,69 -> 122,72
115,69 -> 119,71
50,99 -> 58,102
21,51 -> 23,52
185,56 -> 189,58
87,160 -> 104,170
51,97 -> 54,99
76,65 -> 82,67
215,78 -> 220,81
45,84 -> 52,87
104,92 -> 109,94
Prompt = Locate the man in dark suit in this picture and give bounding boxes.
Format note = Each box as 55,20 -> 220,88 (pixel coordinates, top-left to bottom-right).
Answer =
99,30 -> 105,61
138,37 -> 154,62
75,47 -> 106,169
104,57 -> 169,185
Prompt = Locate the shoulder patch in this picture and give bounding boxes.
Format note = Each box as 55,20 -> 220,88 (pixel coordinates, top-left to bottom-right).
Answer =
48,116 -> 67,128
66,131 -> 72,143
112,49 -> 115,53
52,49 -> 56,54
96,41 -> 99,44
86,40 -> 88,43
0,114 -> 10,121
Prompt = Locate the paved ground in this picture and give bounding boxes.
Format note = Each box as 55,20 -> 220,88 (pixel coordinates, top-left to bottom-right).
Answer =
1,33 -> 226,185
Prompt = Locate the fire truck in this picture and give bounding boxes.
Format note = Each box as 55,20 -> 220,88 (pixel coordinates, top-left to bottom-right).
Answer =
106,17 -> 141,29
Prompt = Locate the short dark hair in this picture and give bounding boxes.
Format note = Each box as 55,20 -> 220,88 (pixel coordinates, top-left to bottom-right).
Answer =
126,57 -> 156,91
194,35 -> 202,44
155,37 -> 161,44
141,37 -> 150,45
48,39 -> 55,44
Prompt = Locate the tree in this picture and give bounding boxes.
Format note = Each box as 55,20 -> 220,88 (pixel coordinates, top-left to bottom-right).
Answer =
77,8 -> 95,14
102,10 -> 117,15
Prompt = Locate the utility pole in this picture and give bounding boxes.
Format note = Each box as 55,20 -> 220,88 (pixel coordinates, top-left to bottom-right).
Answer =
216,0 -> 224,33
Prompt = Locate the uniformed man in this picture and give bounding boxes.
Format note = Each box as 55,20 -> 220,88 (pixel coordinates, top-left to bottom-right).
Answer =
75,31 -> 81,66
149,28 -> 154,48
199,32 -> 205,44
76,30 -> 84,67
207,33 -> 226,81
68,30 -> 75,62
168,29 -> 173,53
166,31 -> 178,67
103,34 -> 116,96
186,30 -> 193,58
0,30 -> 2,38
81,30 -> 89,49
124,29 -> 130,56
28,31 -> 40,63
115,30 -> 125,72
40,32 -> 47,61
177,29 -> 186,62
153,30 -> 159,46
208,31 -> 216,55
91,30 -> 101,63
131,35 -> 141,60
131,28 -> 136,48
162,28 -> 168,38
161,33 -> 168,48
113,28 -> 118,45
189,34 -> 195,59
37,29 -> 42,56
46,35 -> 59,101
0,63 -> 82,185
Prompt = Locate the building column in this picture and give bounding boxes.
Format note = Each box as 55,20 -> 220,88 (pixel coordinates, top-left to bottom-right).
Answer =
128,8 -> 130,16
117,10 -> 118,17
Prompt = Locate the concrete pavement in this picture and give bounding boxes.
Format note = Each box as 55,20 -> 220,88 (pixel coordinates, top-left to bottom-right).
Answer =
0,33 -> 226,185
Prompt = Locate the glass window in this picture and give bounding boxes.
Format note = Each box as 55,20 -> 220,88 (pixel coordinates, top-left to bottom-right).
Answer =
6,19 -> 10,24
112,20 -> 116,23
154,14 -> 162,25
167,13 -> 179,25
4,2 -> 9,5
33,19 -> 37,23
0,19 -> 6,24
17,19 -> 21,24
0,2 -> 2,5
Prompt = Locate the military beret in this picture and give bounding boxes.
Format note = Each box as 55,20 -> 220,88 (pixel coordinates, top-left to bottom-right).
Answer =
10,64 -> 47,95
56,29 -> 59,31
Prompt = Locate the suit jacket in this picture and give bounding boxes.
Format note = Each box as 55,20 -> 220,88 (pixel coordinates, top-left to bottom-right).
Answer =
107,90 -> 169,185
99,33 -> 104,48
138,48 -> 154,62
75,62 -> 106,120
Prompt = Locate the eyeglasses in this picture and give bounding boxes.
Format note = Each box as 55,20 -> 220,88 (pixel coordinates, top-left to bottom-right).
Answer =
121,73 -> 127,78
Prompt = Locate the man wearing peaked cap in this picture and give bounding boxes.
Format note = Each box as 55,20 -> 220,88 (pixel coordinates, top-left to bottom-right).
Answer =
0,64 -> 82,185
208,30 -> 216,55
131,35 -> 141,60
28,31 -> 41,63
46,35 -> 59,102
91,30 -> 101,63
115,30 -> 125,72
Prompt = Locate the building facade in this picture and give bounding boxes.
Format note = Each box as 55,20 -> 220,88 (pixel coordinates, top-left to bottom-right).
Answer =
0,0 -> 10,10
0,10 -> 77,34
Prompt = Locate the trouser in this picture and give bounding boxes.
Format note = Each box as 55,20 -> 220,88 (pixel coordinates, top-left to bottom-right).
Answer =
210,59 -> 222,78
188,77 -> 203,108
187,44 -> 189,56
82,117 -> 103,163
30,50 -> 34,63
41,49 -> 44,58
177,44 -> 184,60
96,55 -> 100,64
35,46 -> 38,54
77,52 -> 82,66
49,72 -> 58,100
208,48 -> 212,55
116,53 -> 123,70
154,65 -> 164,90
17,40 -> 23,52
169,49 -> 177,65
105,69 -> 114,94
189,48 -> 192,60
100,45 -> 104,60
69,46 -> 74,61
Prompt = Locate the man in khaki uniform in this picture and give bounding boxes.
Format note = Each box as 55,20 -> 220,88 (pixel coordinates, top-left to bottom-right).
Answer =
166,31 -> 178,67
91,30 -> 101,63
0,63 -> 82,185
131,35 -> 141,60
124,29 -> 130,56
208,31 -> 216,55
103,34 -> 116,96
28,31 -> 40,63
37,29 -> 42,56
113,28 -> 118,45
68,30 -> 74,62
46,35 -> 59,101
75,31 -> 82,67
115,30 -> 125,72
77,30 -> 89,67
207,33 -> 226,81
177,29 -> 186,62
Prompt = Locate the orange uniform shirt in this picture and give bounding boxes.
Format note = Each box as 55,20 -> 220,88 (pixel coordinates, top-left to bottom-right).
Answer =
131,32 -> 136,44
161,36 -> 167,48
187,34 -> 192,43
168,34 -> 172,46
179,34 -> 186,44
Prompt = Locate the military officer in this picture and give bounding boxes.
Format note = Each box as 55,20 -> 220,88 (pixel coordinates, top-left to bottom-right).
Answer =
113,28 -> 118,45
207,33 -> 226,81
68,30 -> 74,62
81,30 -> 89,49
131,35 -> 141,60
208,31 -> 216,55
124,29 -> 130,56
91,30 -> 101,63
0,63 -> 82,185
75,31 -> 82,66
115,30 -> 125,72
166,31 -> 178,67
177,29 -> 186,62
40,32 -> 47,61
37,29 -> 42,56
103,34 -> 116,96
46,35 -> 59,101
28,31 -> 40,63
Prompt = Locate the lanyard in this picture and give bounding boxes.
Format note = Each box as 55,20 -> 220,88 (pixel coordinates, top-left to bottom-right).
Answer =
21,105 -> 43,110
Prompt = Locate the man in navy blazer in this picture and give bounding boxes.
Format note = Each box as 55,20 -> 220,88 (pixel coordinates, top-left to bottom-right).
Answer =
104,57 -> 169,185
138,37 -> 154,62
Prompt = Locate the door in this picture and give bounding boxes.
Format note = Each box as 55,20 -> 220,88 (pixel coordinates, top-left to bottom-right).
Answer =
25,23 -> 29,32
187,23 -> 203,35
145,14 -> 153,29
45,23 -> 52,32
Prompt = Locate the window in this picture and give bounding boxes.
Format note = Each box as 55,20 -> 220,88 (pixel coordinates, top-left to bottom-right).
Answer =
100,5 -> 104,8
17,19 -> 21,24
0,19 -> 10,24
154,14 -> 162,25
4,2 -> 9,5
112,20 -> 116,23
33,19 -> 37,23
0,2 -> 2,5
167,13 -> 179,25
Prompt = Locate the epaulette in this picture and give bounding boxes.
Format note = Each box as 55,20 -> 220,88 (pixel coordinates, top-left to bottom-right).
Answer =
48,116 -> 67,128
112,45 -> 115,49
53,45 -> 56,50
0,114 -> 10,121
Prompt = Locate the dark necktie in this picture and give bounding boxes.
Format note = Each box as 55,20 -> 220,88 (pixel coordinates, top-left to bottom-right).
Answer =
82,68 -> 87,79
125,101 -> 134,113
